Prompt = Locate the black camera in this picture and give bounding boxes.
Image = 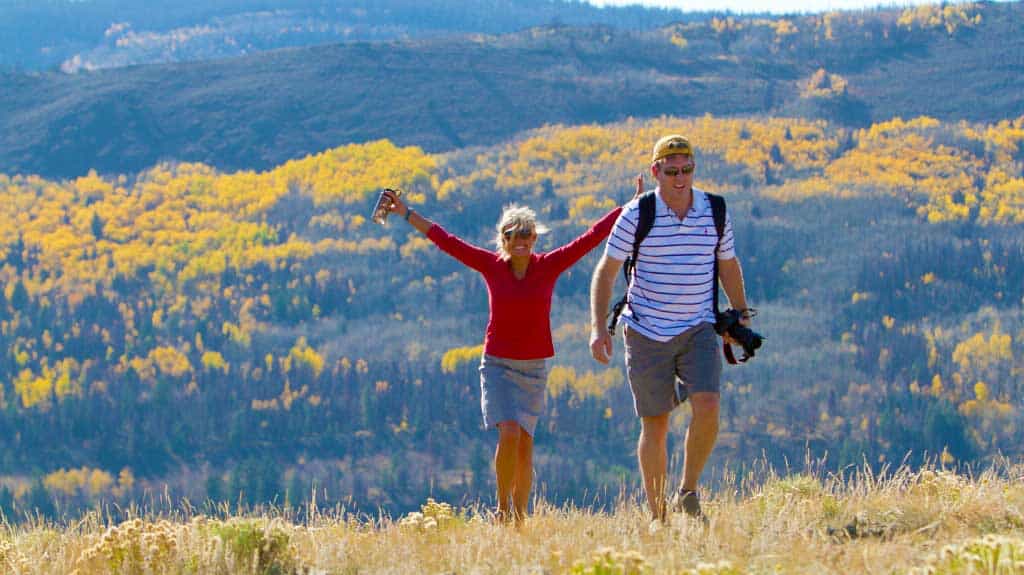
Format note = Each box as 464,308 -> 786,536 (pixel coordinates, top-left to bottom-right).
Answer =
714,309 -> 764,364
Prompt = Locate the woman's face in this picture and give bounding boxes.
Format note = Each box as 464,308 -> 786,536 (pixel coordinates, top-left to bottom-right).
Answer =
502,225 -> 537,258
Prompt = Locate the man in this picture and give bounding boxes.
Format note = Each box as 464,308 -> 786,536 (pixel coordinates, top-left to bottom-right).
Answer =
589,134 -> 752,523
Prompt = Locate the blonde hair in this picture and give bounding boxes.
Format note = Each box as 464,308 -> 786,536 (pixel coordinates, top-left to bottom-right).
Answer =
494,204 -> 549,258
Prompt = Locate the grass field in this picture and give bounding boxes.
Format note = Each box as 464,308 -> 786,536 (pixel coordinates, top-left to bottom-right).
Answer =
2,462 -> 1023,574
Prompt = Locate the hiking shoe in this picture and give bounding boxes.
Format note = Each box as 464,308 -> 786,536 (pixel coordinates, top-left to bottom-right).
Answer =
647,518 -> 665,535
671,489 -> 706,522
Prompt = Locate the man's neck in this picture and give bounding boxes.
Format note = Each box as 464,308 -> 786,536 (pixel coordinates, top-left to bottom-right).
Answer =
658,185 -> 693,219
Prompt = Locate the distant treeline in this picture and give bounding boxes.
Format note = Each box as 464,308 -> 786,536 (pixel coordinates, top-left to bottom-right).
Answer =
0,0 -> 698,71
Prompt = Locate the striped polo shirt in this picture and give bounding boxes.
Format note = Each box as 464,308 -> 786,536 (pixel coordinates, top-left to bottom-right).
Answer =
604,187 -> 736,342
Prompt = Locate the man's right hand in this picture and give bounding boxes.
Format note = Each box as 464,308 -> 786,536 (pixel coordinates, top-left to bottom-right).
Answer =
590,328 -> 613,364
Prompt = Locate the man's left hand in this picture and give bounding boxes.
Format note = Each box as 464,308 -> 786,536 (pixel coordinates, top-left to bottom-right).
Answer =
722,313 -> 752,345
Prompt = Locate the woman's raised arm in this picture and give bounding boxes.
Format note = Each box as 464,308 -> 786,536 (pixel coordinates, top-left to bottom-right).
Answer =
382,189 -> 495,272
544,174 -> 645,273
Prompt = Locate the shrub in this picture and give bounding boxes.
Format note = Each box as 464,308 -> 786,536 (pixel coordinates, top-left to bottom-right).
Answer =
922,534 -> 1024,574
570,547 -> 647,575
211,519 -> 296,575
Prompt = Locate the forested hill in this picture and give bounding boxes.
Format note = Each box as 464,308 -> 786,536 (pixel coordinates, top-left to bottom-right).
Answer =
0,113 -> 1022,519
2,1 -> 1022,179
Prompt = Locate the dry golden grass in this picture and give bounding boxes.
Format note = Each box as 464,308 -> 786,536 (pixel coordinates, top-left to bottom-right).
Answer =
2,464 -> 1023,574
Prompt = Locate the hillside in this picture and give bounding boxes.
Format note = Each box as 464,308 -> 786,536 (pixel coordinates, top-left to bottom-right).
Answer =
0,110 -> 1022,519
2,465 -> 1023,574
1,1 -> 1022,178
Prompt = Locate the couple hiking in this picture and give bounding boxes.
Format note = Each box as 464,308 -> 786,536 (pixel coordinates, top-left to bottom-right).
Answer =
380,134 -> 753,525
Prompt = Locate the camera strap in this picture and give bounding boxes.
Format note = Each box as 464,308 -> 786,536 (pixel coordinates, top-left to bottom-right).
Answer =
723,343 -> 740,364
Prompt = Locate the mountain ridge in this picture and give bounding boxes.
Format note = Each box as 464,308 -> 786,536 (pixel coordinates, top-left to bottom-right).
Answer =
2,2 -> 1021,179
0,0 -> 701,72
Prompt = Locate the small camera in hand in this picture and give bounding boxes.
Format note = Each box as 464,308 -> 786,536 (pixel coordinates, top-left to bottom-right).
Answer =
714,308 -> 764,364
371,188 -> 401,225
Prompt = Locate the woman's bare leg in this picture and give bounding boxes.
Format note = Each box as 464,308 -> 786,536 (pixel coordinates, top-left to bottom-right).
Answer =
512,427 -> 534,522
494,421 -> 522,522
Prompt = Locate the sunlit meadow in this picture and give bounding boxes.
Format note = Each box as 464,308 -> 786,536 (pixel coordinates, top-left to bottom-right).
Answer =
1,462 -> 1022,574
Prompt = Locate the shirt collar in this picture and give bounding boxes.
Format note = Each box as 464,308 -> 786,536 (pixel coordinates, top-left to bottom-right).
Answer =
653,186 -> 707,216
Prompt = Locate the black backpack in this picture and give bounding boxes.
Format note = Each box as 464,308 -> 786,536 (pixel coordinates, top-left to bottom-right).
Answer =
607,190 -> 727,335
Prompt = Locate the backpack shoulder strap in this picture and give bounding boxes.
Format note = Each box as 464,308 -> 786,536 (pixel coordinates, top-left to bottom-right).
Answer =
631,191 -> 658,266
608,191 -> 656,335
707,192 -> 726,242
706,192 -> 727,315
620,191 -> 657,283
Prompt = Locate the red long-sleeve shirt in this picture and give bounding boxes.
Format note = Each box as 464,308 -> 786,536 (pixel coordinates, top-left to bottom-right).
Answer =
426,207 -> 622,360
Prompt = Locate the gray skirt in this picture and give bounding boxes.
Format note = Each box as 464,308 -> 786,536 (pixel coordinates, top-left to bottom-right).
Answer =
478,354 -> 549,437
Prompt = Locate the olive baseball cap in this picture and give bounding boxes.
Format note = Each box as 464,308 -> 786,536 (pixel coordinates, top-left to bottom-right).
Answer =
652,135 -> 694,162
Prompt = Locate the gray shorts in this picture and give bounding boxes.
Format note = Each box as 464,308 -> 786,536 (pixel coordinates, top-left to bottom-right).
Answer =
623,322 -> 722,417
478,354 -> 549,437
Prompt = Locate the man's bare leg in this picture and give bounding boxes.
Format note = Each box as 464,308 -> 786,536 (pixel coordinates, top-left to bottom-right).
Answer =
638,413 -> 671,521
680,392 -> 720,491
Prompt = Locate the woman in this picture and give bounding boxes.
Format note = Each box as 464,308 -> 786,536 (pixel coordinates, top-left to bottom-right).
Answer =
381,180 -> 640,523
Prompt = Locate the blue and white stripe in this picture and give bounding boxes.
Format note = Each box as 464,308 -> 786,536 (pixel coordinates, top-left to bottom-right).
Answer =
604,187 -> 735,342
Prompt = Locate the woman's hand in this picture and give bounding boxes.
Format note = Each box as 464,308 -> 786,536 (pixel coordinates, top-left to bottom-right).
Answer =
382,189 -> 408,218
633,173 -> 644,200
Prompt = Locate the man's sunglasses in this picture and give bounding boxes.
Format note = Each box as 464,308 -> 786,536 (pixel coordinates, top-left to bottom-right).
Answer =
661,164 -> 695,177
503,228 -> 534,240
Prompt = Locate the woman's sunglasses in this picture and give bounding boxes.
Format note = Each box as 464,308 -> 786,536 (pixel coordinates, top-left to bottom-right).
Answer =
661,164 -> 695,177
503,228 -> 534,240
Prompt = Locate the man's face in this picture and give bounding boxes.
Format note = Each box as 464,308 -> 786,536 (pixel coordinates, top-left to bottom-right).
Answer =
652,154 -> 695,193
